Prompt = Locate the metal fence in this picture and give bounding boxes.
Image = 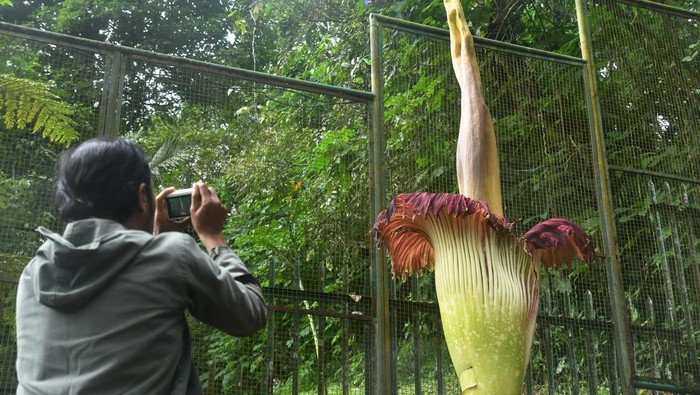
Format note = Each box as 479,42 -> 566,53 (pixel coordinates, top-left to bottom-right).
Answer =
0,0 -> 698,393
0,20 -> 375,395
590,0 -> 700,392
368,0 -> 699,392
371,12 -> 616,395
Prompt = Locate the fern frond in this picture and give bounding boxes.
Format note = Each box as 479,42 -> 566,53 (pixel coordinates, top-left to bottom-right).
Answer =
0,74 -> 80,146
149,136 -> 187,178
17,92 -> 31,129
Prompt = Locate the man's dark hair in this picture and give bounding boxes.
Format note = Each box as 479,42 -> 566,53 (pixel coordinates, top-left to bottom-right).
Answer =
56,137 -> 152,223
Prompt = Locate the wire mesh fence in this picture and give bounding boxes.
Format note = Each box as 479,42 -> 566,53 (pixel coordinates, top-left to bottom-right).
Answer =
0,0 -> 698,393
588,0 -> 700,391
1,22 -> 374,395
0,281 -> 17,394
375,15 -> 618,394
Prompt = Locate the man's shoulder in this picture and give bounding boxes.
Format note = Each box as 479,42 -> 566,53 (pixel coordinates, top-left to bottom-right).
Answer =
152,230 -> 197,244
149,231 -> 204,257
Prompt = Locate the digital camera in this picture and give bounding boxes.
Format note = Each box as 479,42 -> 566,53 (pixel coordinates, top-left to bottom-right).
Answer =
165,188 -> 193,220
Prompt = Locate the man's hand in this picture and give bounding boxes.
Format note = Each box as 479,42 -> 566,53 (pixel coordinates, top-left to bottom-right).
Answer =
190,182 -> 228,251
153,187 -> 192,235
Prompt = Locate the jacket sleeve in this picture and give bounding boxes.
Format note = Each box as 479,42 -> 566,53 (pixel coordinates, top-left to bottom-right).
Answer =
177,235 -> 267,336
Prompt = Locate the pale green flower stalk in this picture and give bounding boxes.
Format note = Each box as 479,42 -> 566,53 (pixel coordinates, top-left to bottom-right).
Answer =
373,1 -> 595,393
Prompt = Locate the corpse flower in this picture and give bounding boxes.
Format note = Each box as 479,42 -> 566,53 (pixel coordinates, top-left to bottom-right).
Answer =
372,1 -> 595,393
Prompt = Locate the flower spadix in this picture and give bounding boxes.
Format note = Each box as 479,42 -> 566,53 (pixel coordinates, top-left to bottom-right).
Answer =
372,1 -> 595,394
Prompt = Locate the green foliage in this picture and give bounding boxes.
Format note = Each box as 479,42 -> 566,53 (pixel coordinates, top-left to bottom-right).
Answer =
0,167 -> 58,255
36,0 -> 233,60
0,74 -> 79,146
682,40 -> 699,62
1,0 -> 699,392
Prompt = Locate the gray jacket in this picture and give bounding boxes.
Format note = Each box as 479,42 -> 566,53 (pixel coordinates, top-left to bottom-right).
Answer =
15,218 -> 267,394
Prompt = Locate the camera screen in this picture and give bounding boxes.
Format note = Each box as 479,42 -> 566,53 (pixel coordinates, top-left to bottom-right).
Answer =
166,194 -> 192,220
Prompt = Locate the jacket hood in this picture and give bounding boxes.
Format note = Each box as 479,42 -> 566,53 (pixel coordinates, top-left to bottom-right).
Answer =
30,218 -> 151,310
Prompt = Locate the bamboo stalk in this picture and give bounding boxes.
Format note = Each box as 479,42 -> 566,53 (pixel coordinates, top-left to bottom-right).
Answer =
649,181 -> 678,326
662,182 -> 698,362
680,184 -> 700,315
649,181 -> 681,381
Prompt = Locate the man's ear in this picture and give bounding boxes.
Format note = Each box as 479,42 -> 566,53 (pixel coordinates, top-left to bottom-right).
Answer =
137,182 -> 149,213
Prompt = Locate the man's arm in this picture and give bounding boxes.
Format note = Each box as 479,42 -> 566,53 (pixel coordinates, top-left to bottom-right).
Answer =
179,238 -> 267,336
156,182 -> 267,335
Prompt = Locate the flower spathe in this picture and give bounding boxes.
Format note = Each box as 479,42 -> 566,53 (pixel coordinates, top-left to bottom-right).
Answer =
373,193 -> 594,393
373,193 -> 594,278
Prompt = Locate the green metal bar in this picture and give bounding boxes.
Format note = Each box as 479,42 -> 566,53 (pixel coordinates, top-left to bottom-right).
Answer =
318,264 -> 326,395
364,268 -> 373,395
412,275 -> 422,395
609,165 -> 700,186
0,21 -> 112,55
647,297 -> 660,395
575,0 -> 636,393
98,50 -> 125,137
369,14 -> 390,395
436,317 -> 445,394
525,362 -> 534,395
543,289 -> 556,395
266,259 -> 276,395
612,0 -> 700,19
606,330 -> 620,395
263,286 -> 372,308
584,291 -> 599,395
565,294 -> 580,395
343,265 -> 350,395
633,378 -> 700,394
370,13 -> 587,66
97,56 -> 111,137
293,261 -> 301,394
0,21 -> 374,104
265,305 -> 371,321
109,51 -> 125,137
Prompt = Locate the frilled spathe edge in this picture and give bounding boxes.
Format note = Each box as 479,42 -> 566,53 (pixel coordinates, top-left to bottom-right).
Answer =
522,218 -> 596,269
373,192 -> 595,280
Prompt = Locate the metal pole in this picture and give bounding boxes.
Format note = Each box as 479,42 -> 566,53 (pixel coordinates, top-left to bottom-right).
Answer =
633,379 -> 700,395
98,50 -> 125,137
611,0 -> 700,19
369,14 -> 586,67
369,13 -> 390,395
0,21 -> 374,104
574,0 -> 635,393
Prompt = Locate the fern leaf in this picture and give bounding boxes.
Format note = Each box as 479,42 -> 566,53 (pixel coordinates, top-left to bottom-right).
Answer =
0,74 -> 80,146
4,95 -> 17,129
17,92 -> 31,129
149,136 -> 187,177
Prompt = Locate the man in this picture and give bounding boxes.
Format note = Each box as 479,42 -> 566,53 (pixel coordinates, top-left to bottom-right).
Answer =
15,137 -> 267,394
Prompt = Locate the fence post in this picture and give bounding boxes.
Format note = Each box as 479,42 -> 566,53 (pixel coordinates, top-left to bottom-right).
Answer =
369,13 -> 390,395
98,50 -> 125,137
574,0 -> 636,393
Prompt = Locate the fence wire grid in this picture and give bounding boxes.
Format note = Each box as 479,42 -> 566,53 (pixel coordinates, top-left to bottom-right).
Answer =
0,0 -> 698,394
